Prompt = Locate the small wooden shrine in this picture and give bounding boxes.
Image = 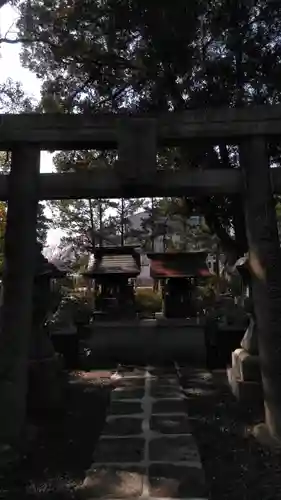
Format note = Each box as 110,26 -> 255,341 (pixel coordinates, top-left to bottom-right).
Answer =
83,246 -> 141,320
148,251 -> 211,318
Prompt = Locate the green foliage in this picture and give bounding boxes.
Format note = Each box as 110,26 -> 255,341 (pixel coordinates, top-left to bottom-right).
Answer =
0,200 -> 6,272
48,149 -> 145,252
17,1 -> 281,113
0,78 -> 35,113
107,198 -> 146,246
14,0 -> 281,257
140,197 -> 217,252
135,288 -> 162,316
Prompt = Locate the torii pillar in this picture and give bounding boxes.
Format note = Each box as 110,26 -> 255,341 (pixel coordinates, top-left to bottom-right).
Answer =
0,147 -> 40,446
241,136 -> 281,443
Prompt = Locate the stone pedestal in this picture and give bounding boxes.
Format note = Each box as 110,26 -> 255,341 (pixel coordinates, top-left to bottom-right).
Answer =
227,348 -> 263,404
85,318 -> 206,366
27,353 -> 64,414
240,316 -> 258,354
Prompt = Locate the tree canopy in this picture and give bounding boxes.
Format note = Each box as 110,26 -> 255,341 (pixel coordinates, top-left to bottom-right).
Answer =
10,0 -> 280,260
0,0 -> 279,259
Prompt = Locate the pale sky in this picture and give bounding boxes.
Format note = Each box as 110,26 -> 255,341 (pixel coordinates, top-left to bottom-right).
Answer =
0,4 -> 61,245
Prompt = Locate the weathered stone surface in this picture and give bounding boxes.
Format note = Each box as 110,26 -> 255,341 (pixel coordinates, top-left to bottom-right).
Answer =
148,367 -> 176,376
104,417 -> 143,436
149,436 -> 200,463
93,438 -> 144,463
240,316 -> 258,355
27,355 -> 63,411
152,399 -> 186,415
110,401 -> 143,415
116,377 -> 145,389
117,367 -> 146,378
80,466 -> 144,498
151,376 -> 179,387
148,464 -> 206,498
150,385 -> 182,399
150,415 -> 191,435
231,348 -> 261,382
227,366 -> 263,404
111,387 -> 144,400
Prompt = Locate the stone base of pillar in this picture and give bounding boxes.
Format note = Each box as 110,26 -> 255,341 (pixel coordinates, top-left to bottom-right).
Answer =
27,353 -> 65,414
227,348 -> 263,404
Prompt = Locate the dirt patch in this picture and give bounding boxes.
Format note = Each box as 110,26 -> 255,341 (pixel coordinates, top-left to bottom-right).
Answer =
179,367 -> 281,500
0,370 -> 112,500
148,463 -> 206,498
79,466 -> 144,498
149,436 -> 200,463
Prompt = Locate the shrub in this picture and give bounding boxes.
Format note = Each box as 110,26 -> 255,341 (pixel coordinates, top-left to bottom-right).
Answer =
135,287 -> 162,316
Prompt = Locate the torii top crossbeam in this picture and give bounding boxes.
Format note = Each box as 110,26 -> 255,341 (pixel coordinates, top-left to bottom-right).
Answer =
1,104 -> 281,200
1,103 -> 281,149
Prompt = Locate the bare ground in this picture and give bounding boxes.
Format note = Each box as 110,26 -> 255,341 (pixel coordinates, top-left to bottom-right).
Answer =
0,370 -> 112,500
179,368 -> 281,500
3,364 -> 281,500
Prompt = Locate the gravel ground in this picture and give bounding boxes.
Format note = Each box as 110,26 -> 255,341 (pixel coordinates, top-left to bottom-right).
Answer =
0,370 -> 112,500
179,368 -> 281,500
3,363 -> 281,500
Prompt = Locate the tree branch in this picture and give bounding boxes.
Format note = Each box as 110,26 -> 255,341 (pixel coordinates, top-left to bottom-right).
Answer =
199,199 -> 239,263
0,36 -> 60,50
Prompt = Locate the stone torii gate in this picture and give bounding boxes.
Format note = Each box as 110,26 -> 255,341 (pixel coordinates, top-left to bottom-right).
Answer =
0,104 -> 281,444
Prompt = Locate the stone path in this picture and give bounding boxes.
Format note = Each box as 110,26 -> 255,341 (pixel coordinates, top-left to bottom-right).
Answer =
77,364 -> 207,499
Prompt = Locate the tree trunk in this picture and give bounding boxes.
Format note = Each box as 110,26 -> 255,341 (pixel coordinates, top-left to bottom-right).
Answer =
232,197 -> 248,256
88,199 -> 95,250
151,197 -> 155,251
202,201 -> 239,265
241,136 -> 281,440
214,245 -> 220,277
121,198 -> 124,246
99,199 -> 103,247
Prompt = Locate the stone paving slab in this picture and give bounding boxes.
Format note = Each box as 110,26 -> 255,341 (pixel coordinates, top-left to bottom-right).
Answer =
150,376 -> 179,386
93,437 -> 144,463
152,399 -> 187,415
111,387 -> 145,400
150,416 -> 191,435
110,401 -> 143,415
150,385 -> 183,399
104,417 -> 143,436
148,367 -> 177,376
149,436 -> 201,464
115,377 -> 145,388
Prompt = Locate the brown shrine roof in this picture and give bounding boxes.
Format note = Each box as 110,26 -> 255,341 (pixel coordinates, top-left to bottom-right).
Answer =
147,252 -> 211,279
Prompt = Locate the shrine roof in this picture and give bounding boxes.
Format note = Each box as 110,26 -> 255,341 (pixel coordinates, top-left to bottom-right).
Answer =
84,246 -> 141,277
0,252 -> 68,278
147,251 -> 211,279
38,261 -> 67,278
